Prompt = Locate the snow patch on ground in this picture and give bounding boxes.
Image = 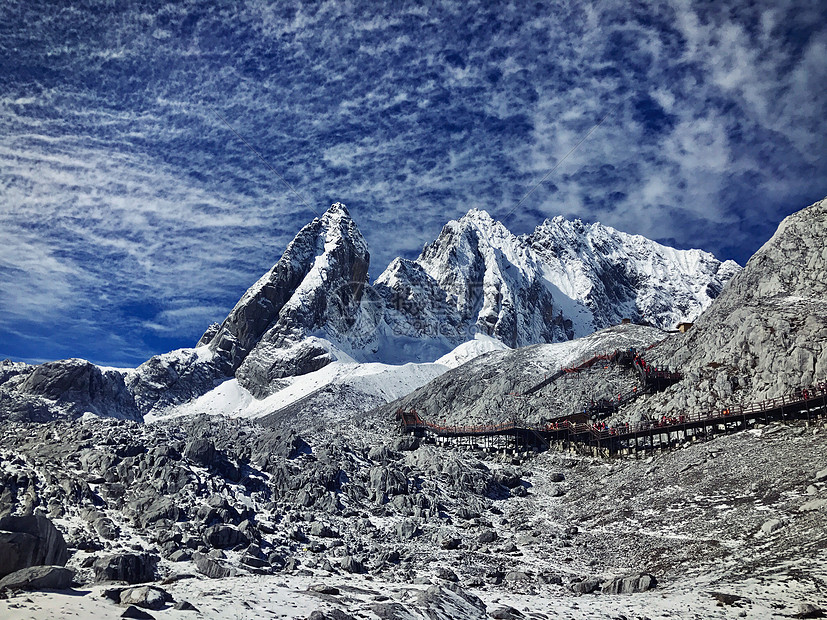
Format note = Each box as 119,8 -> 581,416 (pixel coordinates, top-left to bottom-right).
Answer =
148,359 -> 449,422
434,333 -> 510,369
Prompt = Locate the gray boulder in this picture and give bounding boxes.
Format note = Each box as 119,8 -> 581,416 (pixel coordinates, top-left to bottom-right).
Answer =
477,529 -> 498,544
203,524 -> 249,549
94,517 -> 120,540
602,573 -> 657,594
795,603 -> 825,618
120,605 -> 156,619
490,606 -> 524,619
396,519 -> 419,541
128,496 -> 182,528
0,515 -> 68,578
184,438 -> 217,467
174,600 -> 199,612
339,556 -> 365,574
93,553 -> 158,584
193,552 -> 236,579
0,565 -> 74,591
309,522 -> 338,538
760,519 -> 784,535
119,585 -> 171,610
416,583 -> 487,620
434,566 -> 458,582
571,578 -> 601,594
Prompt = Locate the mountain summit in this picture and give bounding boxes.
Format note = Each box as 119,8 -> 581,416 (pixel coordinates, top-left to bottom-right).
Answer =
0,202 -> 741,418
198,203 -> 371,397
367,208 -> 739,355
189,204 -> 739,398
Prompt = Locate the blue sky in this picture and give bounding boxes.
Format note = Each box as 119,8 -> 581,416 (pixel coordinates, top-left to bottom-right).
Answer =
1,0 -> 825,367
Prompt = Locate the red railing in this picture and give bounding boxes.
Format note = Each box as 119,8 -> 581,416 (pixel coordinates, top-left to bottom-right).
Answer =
399,382 -> 827,442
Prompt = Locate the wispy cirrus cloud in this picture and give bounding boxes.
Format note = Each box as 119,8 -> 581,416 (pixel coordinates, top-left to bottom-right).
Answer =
0,0 -> 824,365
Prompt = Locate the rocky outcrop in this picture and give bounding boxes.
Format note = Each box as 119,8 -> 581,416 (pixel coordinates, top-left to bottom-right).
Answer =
602,573 -> 658,594
119,585 -> 172,610
0,565 -> 74,591
625,196 -> 827,419
193,552 -> 236,579
93,553 -> 158,584
0,515 -> 69,578
199,203 -> 371,397
0,359 -> 141,422
126,348 -> 231,416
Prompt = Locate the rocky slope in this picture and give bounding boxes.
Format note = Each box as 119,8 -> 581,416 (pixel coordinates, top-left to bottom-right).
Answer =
386,197 -> 826,431
618,196 -> 827,422
371,323 -> 668,427
1,407 -> 825,619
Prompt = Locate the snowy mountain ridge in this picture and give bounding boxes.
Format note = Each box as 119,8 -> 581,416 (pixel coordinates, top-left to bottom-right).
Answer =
371,206 -> 738,353
0,202 -> 740,421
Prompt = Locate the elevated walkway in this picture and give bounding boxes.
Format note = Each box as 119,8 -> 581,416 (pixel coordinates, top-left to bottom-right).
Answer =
398,384 -> 827,456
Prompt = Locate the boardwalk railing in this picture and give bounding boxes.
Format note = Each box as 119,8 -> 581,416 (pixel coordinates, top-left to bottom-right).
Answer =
399,382 -> 827,451
520,347 -> 680,410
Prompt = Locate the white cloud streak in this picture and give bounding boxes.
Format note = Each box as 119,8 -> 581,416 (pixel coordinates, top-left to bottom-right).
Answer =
0,0 -> 824,365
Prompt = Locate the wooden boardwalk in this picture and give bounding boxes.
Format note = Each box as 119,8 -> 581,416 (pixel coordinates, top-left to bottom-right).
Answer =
398,384 -> 827,457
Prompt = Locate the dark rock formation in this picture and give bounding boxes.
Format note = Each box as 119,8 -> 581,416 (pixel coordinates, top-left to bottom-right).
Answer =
203,524 -> 249,549
93,553 -> 158,584
0,565 -> 75,591
0,515 -> 69,578
199,203 -> 371,396
0,359 -> 141,422
603,573 -> 658,594
192,552 -> 236,579
119,585 -> 172,610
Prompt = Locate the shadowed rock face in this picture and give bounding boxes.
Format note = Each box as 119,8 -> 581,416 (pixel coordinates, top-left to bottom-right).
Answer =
0,515 -> 69,578
201,203 -> 370,373
93,553 -> 158,584
0,565 -> 75,591
126,349 -> 231,416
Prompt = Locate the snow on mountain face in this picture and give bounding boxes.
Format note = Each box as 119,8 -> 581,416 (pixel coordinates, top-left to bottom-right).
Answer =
527,216 -> 741,331
372,208 -> 738,356
169,206 -> 739,407
128,205 -> 743,410
197,203 -> 371,397
0,201 -> 741,421
410,209 -> 588,346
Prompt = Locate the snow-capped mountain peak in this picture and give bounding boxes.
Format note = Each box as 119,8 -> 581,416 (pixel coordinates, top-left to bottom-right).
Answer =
527,216 -> 741,330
